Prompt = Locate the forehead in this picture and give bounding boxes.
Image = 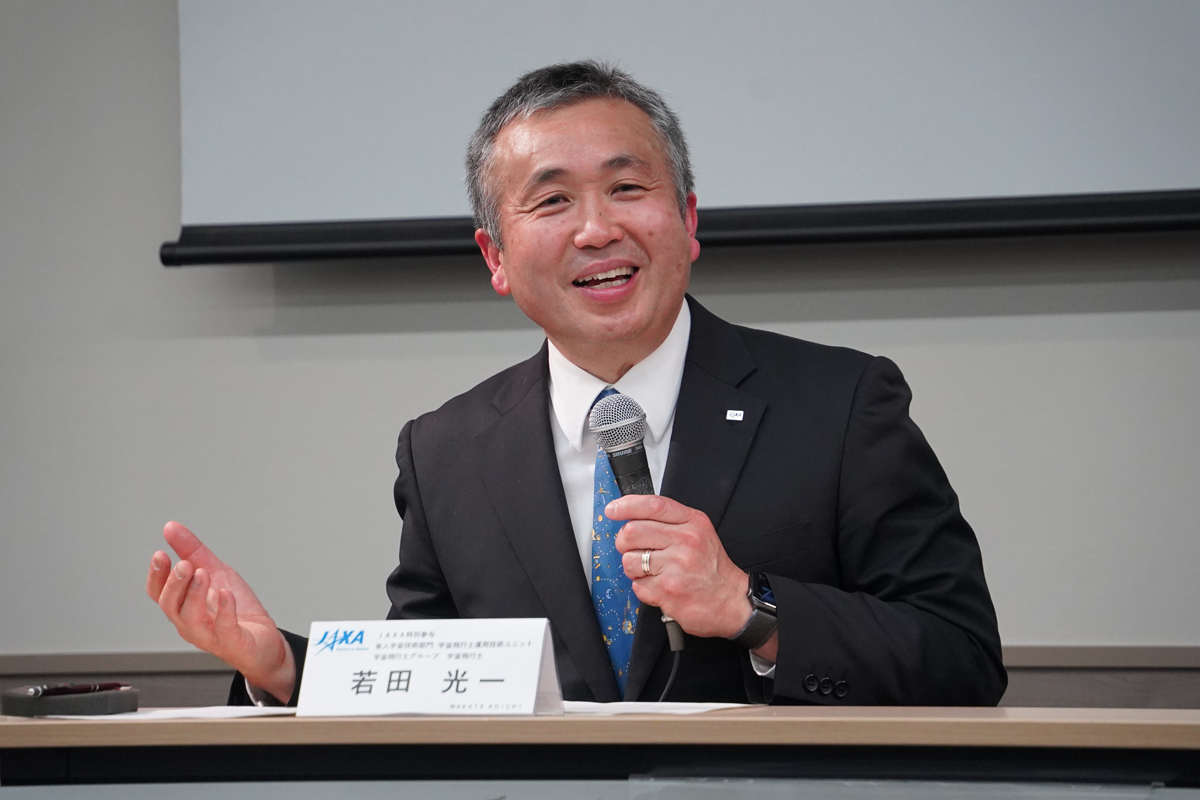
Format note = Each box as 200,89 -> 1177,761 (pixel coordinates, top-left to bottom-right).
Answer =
488,98 -> 669,191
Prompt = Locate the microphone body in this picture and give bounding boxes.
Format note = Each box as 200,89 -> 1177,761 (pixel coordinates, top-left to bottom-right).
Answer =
606,442 -> 654,497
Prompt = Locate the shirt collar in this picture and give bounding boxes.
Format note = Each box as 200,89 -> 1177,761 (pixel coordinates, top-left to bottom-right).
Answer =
547,300 -> 691,452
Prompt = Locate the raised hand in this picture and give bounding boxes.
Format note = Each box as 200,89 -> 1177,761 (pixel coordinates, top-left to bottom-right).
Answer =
146,521 -> 295,703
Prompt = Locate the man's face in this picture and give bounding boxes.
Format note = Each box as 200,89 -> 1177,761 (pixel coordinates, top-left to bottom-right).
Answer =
475,98 -> 699,374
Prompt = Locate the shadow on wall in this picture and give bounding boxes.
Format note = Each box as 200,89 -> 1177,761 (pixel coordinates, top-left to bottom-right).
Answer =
258,230 -> 1200,337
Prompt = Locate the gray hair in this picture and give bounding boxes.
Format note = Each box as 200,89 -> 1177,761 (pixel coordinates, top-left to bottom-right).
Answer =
465,60 -> 693,246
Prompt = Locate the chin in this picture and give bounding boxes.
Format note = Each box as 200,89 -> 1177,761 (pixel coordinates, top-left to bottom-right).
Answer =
591,314 -> 660,345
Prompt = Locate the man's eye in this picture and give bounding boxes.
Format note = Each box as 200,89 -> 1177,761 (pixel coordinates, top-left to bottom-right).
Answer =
615,183 -> 645,194
539,195 -> 567,207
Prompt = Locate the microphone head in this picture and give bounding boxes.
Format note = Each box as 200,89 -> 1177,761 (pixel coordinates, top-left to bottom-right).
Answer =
588,393 -> 647,452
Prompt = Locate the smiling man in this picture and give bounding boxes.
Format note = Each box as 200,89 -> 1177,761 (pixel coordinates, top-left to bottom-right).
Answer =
149,61 -> 1006,707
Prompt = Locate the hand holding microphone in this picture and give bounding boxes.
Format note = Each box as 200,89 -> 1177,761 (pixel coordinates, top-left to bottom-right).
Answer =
589,394 -> 754,646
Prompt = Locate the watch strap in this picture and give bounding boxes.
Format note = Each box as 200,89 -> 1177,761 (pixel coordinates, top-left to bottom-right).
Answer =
731,606 -> 777,650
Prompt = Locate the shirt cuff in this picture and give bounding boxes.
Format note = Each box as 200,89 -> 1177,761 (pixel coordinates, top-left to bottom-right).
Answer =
748,650 -> 776,679
244,677 -> 285,707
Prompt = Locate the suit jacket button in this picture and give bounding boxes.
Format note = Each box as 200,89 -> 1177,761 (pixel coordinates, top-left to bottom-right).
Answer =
803,674 -> 819,693
834,681 -> 849,698
818,677 -> 834,696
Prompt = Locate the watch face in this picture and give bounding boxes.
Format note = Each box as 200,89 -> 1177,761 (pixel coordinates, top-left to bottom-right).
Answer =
753,573 -> 776,605
751,573 -> 777,612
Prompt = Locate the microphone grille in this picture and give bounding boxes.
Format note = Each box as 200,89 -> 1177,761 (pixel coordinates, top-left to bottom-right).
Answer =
588,393 -> 647,451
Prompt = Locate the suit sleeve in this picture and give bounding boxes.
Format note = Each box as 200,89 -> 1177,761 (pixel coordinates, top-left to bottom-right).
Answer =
385,419 -> 460,620
769,356 -> 1007,706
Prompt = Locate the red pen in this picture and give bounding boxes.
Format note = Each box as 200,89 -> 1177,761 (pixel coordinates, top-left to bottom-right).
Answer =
25,683 -> 131,698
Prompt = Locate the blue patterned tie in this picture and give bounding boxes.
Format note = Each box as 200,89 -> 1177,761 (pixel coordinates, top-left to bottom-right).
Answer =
590,387 -> 641,697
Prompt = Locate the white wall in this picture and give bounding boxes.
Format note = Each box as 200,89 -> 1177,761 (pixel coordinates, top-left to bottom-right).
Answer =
1,0 -> 1198,655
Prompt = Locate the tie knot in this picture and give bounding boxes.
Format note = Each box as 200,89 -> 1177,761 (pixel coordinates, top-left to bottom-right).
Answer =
590,386 -> 619,412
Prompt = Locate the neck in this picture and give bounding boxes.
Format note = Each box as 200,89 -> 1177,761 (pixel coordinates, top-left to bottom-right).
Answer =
549,341 -> 653,385
549,298 -> 685,384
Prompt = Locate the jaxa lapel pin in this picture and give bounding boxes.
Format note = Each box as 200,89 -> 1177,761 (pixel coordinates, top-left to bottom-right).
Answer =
726,410 -> 745,422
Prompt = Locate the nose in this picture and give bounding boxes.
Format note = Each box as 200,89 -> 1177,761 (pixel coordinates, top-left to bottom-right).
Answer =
573,197 -> 624,250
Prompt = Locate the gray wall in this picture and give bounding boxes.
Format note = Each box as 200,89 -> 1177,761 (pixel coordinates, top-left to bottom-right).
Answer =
1,0 -> 1198,658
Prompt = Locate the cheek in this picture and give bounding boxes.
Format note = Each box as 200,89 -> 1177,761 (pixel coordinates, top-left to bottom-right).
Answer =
642,209 -> 692,255
498,246 -> 545,293
509,225 -> 571,272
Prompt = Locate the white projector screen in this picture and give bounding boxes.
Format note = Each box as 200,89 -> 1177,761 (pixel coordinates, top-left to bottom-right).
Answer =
178,0 -> 1200,227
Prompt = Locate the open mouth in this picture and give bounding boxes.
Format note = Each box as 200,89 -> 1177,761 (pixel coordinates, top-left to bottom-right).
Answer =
572,266 -> 637,289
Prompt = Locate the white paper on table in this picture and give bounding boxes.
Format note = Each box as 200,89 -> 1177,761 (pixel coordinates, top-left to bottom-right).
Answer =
45,706 -> 297,721
564,701 -> 752,715
46,702 -> 749,720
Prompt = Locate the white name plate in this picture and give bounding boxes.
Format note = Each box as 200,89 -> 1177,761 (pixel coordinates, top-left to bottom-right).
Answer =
296,618 -> 563,717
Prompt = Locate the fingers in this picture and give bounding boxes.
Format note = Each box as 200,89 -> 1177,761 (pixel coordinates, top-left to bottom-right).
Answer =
156,558 -> 192,619
619,547 -> 685,591
156,559 -> 215,645
622,548 -> 660,579
628,573 -> 665,608
177,567 -> 212,633
605,495 -> 696,525
627,565 -> 676,611
614,521 -> 674,554
163,521 -> 224,572
146,551 -> 171,601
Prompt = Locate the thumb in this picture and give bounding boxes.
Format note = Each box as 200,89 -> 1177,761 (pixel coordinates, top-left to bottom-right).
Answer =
163,521 -> 225,572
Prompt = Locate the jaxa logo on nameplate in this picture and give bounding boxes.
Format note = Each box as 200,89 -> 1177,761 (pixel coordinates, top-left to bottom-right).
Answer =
296,618 -> 563,717
313,628 -> 367,653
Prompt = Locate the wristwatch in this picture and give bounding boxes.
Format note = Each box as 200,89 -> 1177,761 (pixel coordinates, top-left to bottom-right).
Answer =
730,572 -> 777,650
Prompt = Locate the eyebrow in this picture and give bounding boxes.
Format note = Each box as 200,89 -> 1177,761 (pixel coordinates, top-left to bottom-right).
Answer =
604,154 -> 651,171
524,167 -> 566,194
521,153 -> 653,195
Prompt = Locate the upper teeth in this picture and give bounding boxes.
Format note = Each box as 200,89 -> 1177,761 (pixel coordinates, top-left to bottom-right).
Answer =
587,267 -> 633,281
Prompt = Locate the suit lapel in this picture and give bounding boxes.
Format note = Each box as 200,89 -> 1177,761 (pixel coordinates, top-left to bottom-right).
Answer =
660,354 -> 764,531
474,347 -> 621,702
624,297 -> 766,700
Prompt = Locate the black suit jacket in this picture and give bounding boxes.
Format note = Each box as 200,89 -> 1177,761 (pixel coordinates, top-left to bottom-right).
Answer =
233,297 -> 1005,706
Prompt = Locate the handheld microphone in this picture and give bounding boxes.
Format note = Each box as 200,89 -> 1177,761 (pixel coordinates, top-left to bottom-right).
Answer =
588,392 -> 685,701
588,392 -> 654,496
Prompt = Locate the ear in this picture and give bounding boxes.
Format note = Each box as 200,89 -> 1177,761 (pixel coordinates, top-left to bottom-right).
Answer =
684,192 -> 700,262
475,229 -> 511,296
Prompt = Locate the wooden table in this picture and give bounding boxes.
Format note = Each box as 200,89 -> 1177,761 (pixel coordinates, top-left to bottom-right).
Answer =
4,707 -> 1200,787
